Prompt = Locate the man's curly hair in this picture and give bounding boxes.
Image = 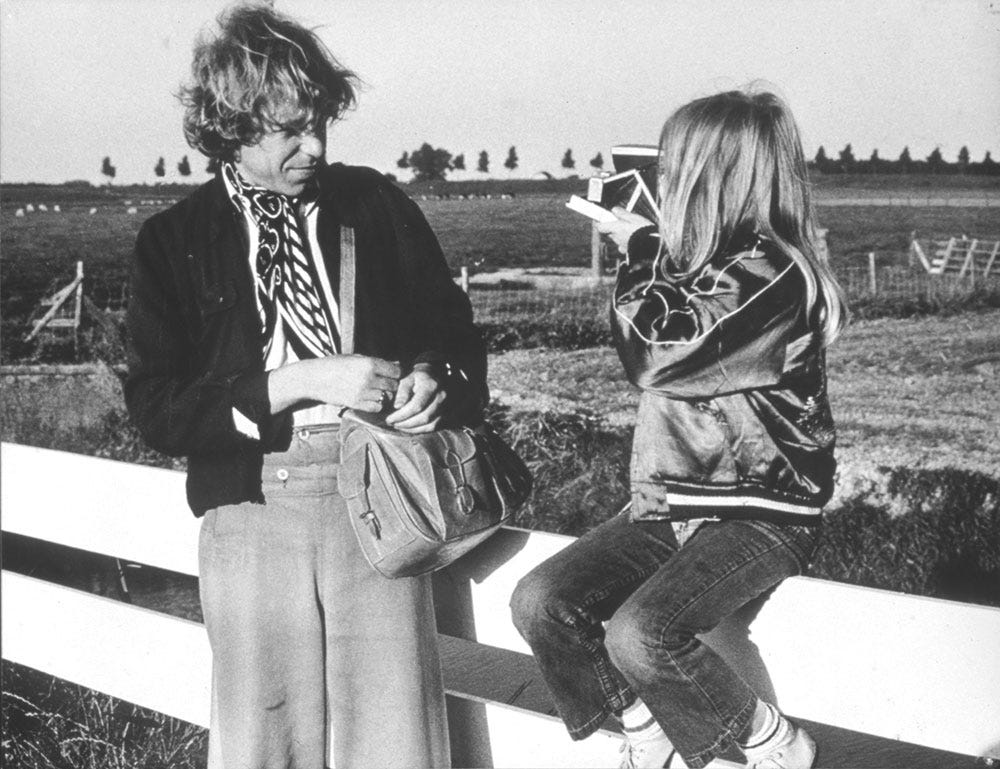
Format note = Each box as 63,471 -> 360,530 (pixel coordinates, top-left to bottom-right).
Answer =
179,3 -> 358,161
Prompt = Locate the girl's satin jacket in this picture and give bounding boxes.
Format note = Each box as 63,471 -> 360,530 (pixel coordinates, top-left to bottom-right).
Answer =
612,227 -> 837,524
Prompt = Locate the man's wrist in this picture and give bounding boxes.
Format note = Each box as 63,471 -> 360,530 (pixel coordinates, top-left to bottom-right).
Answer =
267,361 -> 314,413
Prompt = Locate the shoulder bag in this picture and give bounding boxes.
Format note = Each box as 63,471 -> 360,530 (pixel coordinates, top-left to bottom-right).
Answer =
334,226 -> 532,577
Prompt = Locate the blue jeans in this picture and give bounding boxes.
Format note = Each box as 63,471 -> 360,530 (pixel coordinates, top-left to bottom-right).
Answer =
510,511 -> 818,768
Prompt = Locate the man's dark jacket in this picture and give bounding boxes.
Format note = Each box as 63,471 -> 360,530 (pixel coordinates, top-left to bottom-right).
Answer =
125,163 -> 487,516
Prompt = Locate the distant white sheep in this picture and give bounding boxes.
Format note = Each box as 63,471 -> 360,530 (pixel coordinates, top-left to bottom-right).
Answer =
124,200 -> 133,206
26,204 -> 35,212
38,204 -> 48,211
127,207 -> 138,215
53,204 -> 61,212
15,208 -> 25,217
89,207 -> 98,215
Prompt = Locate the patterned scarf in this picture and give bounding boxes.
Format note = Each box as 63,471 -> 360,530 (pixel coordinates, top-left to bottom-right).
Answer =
224,162 -> 339,359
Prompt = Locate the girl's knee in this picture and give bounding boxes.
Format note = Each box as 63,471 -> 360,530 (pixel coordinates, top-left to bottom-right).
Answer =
604,603 -> 646,669
605,601 -> 688,672
510,570 -> 550,634
510,569 -> 576,638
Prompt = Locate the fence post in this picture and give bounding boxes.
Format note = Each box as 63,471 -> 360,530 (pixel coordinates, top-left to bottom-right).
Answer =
73,261 -> 84,357
868,252 -> 878,295
460,266 -> 470,293
591,223 -> 603,278
817,228 -> 830,262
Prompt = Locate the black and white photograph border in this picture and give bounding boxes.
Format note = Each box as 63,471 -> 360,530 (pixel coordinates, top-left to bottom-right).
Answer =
1,1 -> 998,767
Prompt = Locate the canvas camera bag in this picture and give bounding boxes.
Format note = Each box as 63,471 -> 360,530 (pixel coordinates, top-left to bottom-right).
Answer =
333,226 -> 531,578
338,410 -> 532,577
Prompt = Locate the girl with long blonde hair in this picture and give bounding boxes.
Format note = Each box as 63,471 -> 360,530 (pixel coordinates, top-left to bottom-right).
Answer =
512,89 -> 845,769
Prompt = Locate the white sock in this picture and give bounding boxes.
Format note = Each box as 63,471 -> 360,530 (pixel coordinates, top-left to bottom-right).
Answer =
740,700 -> 791,757
620,698 -> 669,743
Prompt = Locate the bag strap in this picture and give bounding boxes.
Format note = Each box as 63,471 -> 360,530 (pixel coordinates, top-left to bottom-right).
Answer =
339,226 -> 356,355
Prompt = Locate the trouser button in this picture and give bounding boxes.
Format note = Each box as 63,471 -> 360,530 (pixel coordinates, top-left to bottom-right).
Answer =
276,468 -> 290,481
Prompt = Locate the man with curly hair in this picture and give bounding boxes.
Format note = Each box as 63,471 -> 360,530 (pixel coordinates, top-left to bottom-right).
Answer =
124,4 -> 485,767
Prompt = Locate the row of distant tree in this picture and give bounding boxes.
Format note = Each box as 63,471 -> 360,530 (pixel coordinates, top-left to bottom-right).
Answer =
99,147 -> 599,185
396,144 -> 608,182
97,142 -> 998,185
811,144 -> 998,175
99,154 -> 220,183
397,142 -> 1000,182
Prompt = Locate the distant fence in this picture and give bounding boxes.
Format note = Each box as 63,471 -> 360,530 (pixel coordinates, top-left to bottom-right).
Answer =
3,241 -> 999,362
470,283 -> 610,326
3,443 -> 1000,767
464,266 -> 999,329
816,195 -> 999,208
837,263 -> 998,301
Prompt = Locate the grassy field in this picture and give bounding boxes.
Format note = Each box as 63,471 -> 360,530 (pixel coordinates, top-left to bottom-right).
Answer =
2,175 -> 998,321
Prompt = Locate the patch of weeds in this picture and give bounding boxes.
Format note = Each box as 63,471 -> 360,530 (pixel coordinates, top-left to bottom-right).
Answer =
487,402 -> 630,534
472,279 -> 534,291
849,285 -> 1000,320
811,467 -> 1000,606
480,319 -> 612,352
2,660 -> 207,769
3,405 -> 181,470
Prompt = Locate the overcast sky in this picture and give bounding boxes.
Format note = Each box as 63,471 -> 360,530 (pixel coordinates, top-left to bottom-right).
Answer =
2,0 -> 998,184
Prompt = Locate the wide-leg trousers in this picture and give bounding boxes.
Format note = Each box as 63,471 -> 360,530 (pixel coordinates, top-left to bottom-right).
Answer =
198,428 -> 450,769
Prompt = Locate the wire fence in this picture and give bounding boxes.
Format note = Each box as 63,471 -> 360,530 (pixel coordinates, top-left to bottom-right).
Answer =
3,262 -> 998,363
465,266 -> 1000,326
470,284 -> 610,326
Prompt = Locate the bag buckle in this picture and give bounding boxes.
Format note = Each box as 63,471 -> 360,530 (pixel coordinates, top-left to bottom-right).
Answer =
454,484 -> 475,512
445,449 -> 476,514
360,509 -> 381,540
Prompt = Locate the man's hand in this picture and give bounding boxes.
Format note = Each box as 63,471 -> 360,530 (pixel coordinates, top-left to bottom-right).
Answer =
385,363 -> 463,434
596,207 -> 654,255
268,355 -> 401,414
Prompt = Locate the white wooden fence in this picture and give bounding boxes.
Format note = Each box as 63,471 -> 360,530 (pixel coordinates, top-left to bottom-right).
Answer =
2,442 -> 999,767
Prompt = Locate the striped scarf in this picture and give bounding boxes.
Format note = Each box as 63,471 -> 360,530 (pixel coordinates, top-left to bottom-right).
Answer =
224,163 -> 339,359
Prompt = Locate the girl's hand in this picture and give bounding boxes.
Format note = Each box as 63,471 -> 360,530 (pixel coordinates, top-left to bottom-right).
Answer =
596,207 -> 654,255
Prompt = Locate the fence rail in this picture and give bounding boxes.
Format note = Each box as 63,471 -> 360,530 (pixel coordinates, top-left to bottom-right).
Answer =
2,442 -> 999,767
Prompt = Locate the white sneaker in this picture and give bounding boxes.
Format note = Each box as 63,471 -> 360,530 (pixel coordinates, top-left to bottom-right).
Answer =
665,749 -> 746,768
618,734 -> 676,769
743,721 -> 816,769
619,738 -> 747,769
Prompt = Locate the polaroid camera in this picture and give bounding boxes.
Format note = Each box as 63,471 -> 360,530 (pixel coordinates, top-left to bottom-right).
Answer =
587,145 -> 659,222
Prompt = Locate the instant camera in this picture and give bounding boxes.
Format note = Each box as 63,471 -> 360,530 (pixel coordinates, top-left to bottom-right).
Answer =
586,144 -> 660,222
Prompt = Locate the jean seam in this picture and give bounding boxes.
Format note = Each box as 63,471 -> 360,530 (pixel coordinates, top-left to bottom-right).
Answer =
565,559 -> 670,737
685,692 -> 757,768
567,707 -> 613,739
650,537 -> 788,757
580,577 -> 647,706
764,521 -> 818,572
656,538 -> 789,642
